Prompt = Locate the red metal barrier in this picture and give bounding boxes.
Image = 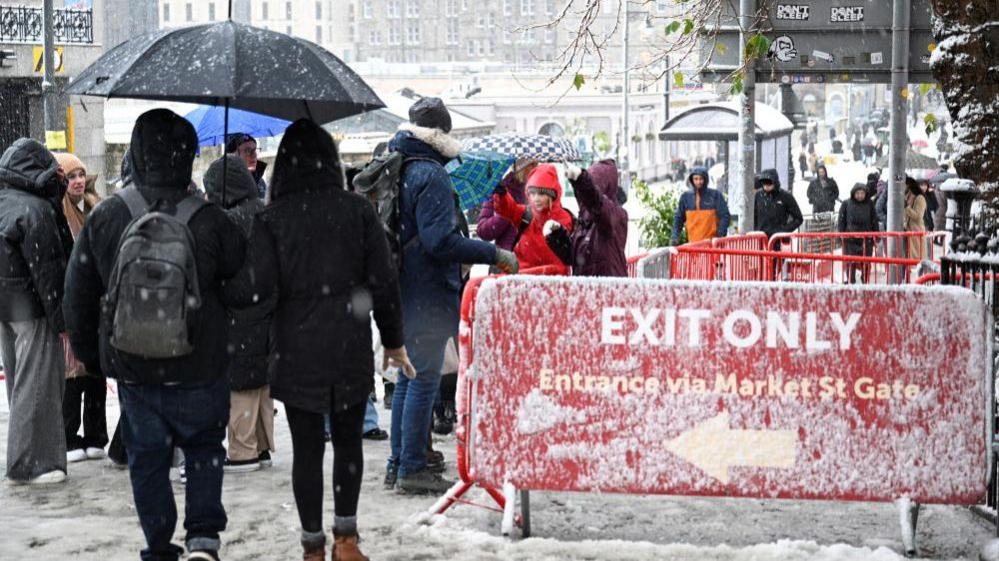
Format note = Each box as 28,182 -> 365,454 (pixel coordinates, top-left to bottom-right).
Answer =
915,273 -> 940,285
769,231 -> 951,262
431,266 -> 565,518
626,253 -> 648,278
668,239 -> 717,281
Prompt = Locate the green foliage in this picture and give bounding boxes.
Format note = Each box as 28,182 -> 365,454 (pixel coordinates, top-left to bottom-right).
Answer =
729,72 -> 745,95
923,113 -> 938,135
633,179 -> 686,248
572,73 -> 586,90
665,21 -> 682,34
744,34 -> 772,60
682,19 -> 695,36
673,71 -> 685,88
592,131 -> 611,153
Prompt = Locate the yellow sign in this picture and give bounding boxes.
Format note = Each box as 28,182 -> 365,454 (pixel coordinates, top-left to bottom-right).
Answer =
45,130 -> 68,150
33,46 -> 65,74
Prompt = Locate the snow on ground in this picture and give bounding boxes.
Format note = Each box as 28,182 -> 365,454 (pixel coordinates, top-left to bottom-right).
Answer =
0,381 -> 993,560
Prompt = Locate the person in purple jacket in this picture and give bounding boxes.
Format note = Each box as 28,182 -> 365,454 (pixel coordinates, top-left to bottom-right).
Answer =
544,159 -> 629,277
476,158 -> 537,250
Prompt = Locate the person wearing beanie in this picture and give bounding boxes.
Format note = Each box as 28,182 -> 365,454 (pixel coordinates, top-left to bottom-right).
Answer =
671,166 -> 730,244
225,132 -> 267,199
53,152 -> 109,466
561,159 -> 628,276
0,138 -> 74,486
383,97 -> 517,497
491,163 -> 574,273
63,108 -> 247,561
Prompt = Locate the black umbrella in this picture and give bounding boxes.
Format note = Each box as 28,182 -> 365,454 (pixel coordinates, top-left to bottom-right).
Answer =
66,22 -> 383,122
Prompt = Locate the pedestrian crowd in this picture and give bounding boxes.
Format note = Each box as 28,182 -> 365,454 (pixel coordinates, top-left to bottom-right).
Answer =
0,97 -> 633,561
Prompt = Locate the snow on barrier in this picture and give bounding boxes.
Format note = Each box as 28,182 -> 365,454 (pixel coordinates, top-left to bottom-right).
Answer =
439,276 -> 992,554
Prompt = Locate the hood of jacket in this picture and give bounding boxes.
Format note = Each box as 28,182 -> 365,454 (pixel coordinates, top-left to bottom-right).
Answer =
0,138 -> 63,199
587,159 -> 620,201
388,122 -> 462,164
204,154 -> 260,208
130,109 -> 198,191
850,183 -> 870,201
525,164 -> 563,203
759,168 -> 782,190
269,118 -> 344,201
686,166 -> 710,190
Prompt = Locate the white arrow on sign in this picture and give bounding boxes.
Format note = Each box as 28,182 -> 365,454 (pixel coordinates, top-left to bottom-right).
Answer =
664,413 -> 797,484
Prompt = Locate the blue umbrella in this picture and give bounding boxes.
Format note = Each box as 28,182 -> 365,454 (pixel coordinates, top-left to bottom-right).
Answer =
184,105 -> 291,148
446,152 -> 516,211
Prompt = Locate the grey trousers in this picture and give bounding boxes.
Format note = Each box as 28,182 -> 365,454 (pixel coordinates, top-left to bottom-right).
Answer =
1,317 -> 67,481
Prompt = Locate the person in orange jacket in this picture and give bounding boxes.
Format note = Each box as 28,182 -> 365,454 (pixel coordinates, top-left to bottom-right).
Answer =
671,167 -> 730,244
491,163 -> 574,273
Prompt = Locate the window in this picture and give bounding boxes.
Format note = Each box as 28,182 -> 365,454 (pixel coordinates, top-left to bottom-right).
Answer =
487,39 -> 495,55
286,25 -> 292,35
362,1 -> 372,18
286,1 -> 292,19
446,19 -> 459,45
388,24 -> 401,44
545,0 -> 554,15
520,0 -> 534,16
478,40 -> 485,55
502,32 -> 511,44
445,0 -> 457,17
388,0 -> 400,18
467,41 -> 475,56
477,14 -> 484,28
208,3 -> 216,20
316,25 -> 322,42
162,3 -> 170,22
262,1 -> 268,19
316,1 -> 322,19
503,0 -> 512,16
406,21 -> 421,44
185,3 -> 192,21
368,29 -> 381,44
544,28 -> 554,43
405,0 -> 420,17
487,12 -> 495,27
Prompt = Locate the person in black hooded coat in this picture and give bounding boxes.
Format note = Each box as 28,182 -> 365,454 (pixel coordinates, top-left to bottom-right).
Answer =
227,118 -> 412,560
838,183 -> 879,283
0,137 -> 74,484
754,169 -> 803,242
63,108 -> 246,561
203,155 -> 276,472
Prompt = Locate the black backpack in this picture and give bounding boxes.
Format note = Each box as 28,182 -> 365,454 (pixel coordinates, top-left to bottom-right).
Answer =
352,151 -> 437,269
104,187 -> 207,358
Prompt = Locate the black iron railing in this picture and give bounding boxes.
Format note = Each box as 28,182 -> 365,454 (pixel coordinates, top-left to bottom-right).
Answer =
0,6 -> 93,44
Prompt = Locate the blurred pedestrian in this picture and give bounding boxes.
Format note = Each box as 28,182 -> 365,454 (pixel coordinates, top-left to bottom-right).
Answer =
806,164 -> 840,214
561,159 -> 628,276
55,151 -> 108,465
203,155 -> 276,474
492,163 -> 574,273
225,133 -> 267,199
671,166 -> 730,245
904,176 -> 927,260
838,183 -> 878,283
0,138 -> 73,486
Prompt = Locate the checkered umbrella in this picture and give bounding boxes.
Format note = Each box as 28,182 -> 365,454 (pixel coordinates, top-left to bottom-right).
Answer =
462,133 -> 582,163
446,152 -> 516,211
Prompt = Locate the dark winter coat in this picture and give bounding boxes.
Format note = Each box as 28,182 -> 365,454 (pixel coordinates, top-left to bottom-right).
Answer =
252,160 -> 268,200
63,109 -> 247,384
0,138 -> 73,330
389,123 -> 497,339
923,188 -> 939,231
204,155 -> 272,391
875,183 -> 889,229
230,119 -> 405,413
838,184 -> 878,256
754,169 -> 803,239
570,159 -> 628,277
476,173 -> 526,251
806,167 -> 839,213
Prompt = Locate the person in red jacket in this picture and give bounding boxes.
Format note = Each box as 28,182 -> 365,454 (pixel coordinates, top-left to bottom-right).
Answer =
491,163 -> 574,274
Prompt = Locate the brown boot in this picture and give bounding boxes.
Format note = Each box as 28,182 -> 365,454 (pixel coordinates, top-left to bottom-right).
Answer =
332,533 -> 369,561
302,544 -> 325,561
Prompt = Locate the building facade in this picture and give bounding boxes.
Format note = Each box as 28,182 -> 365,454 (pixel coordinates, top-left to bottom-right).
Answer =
1,0 -> 106,189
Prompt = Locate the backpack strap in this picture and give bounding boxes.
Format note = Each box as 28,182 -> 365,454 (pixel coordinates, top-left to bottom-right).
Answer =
116,187 -> 150,220
174,195 -> 209,225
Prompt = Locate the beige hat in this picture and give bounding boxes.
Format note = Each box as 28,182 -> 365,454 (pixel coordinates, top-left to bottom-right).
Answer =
54,152 -> 86,176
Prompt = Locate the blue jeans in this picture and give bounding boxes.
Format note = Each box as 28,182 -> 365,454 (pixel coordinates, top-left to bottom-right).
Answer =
363,395 -> 379,433
119,378 -> 229,561
388,333 -> 449,477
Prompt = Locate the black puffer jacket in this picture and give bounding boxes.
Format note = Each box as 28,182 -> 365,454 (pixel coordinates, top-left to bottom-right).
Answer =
806,166 -> 840,214
838,184 -> 879,256
204,155 -> 272,391
0,138 -> 73,331
754,169 -> 803,239
230,119 -> 404,413
63,109 -> 247,384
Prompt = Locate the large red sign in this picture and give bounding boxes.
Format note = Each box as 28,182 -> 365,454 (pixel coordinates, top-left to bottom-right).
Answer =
468,278 -> 990,503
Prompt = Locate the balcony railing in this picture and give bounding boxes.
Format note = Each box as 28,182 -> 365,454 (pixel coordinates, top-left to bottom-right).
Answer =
0,6 -> 94,44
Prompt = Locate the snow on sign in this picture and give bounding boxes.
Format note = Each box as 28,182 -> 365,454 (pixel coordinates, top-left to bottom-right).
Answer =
469,277 -> 989,504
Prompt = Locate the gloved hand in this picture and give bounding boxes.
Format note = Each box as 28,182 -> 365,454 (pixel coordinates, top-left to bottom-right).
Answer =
565,164 -> 582,181
495,248 -> 520,274
670,238 -> 679,246
383,346 -> 417,380
543,219 -> 562,237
